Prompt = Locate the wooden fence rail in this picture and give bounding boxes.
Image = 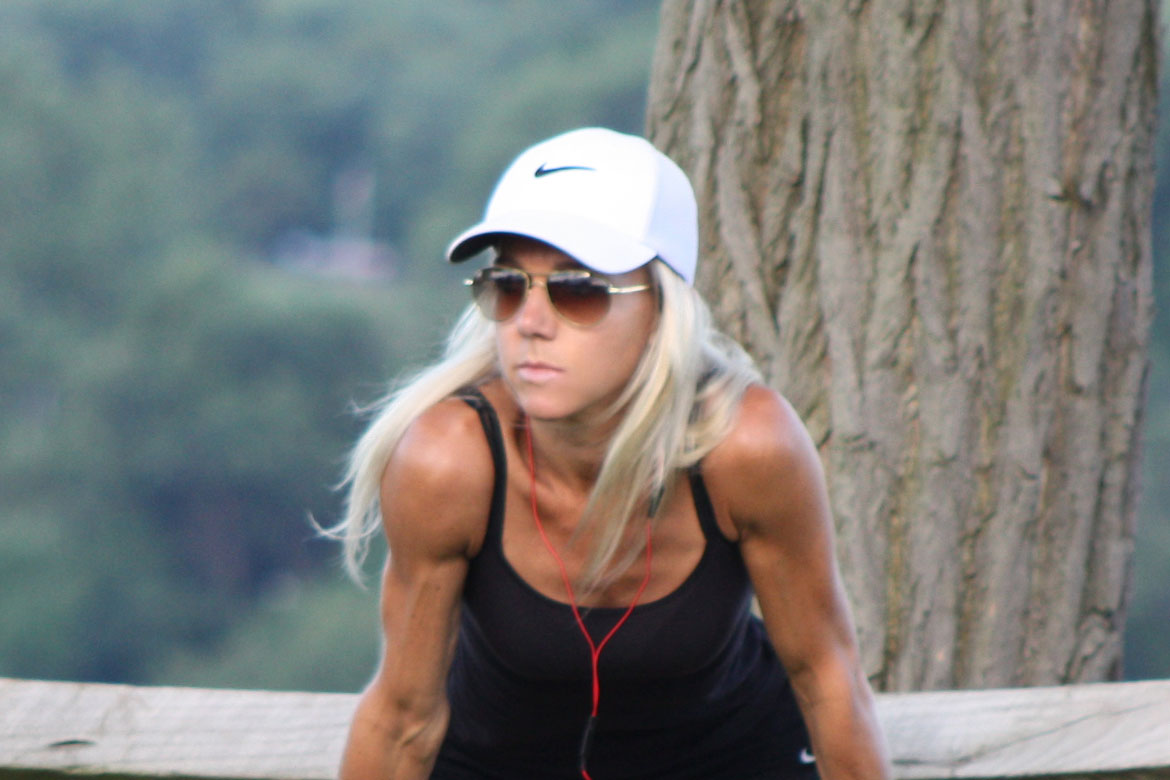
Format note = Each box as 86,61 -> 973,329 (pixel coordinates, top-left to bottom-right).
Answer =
2,677 -> 1169,779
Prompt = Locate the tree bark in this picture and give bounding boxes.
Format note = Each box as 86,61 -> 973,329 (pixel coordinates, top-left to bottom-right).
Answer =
646,0 -> 1157,690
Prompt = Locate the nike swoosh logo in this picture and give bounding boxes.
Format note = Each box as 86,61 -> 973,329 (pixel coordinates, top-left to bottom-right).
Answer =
534,163 -> 595,177
798,748 -> 816,764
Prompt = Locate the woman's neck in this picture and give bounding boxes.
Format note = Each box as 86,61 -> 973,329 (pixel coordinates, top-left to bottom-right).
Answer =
520,413 -> 619,496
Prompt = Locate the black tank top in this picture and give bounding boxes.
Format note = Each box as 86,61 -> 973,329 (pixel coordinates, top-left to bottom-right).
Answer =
432,389 -> 813,779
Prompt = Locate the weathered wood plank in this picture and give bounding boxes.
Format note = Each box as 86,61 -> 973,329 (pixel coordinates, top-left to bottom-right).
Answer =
0,678 -> 353,780
876,679 -> 1170,779
2,677 -> 1169,779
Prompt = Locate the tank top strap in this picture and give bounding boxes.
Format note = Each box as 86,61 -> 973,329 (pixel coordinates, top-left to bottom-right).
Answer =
457,387 -> 507,539
687,465 -> 731,545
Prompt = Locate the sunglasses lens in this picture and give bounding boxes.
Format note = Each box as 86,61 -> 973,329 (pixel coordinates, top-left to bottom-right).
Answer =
470,268 -> 615,325
547,275 -> 611,325
472,269 -> 527,321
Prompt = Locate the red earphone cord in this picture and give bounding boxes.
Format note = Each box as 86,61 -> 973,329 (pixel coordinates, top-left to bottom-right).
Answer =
524,422 -> 653,780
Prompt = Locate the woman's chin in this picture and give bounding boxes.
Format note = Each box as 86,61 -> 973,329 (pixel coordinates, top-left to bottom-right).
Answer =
505,383 -> 580,422
512,394 -> 574,422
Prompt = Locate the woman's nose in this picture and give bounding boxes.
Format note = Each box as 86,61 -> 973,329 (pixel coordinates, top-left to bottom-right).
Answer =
515,278 -> 557,337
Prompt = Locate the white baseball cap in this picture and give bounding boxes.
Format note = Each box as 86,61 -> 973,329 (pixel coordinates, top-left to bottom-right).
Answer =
446,127 -> 698,284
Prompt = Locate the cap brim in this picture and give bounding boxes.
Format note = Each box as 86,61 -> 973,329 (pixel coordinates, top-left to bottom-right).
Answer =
445,210 -> 658,277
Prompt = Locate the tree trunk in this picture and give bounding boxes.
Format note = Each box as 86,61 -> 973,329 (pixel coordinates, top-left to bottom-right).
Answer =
646,0 -> 1157,690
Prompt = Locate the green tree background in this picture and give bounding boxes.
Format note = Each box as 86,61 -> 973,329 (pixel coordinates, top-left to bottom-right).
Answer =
0,0 -> 1165,692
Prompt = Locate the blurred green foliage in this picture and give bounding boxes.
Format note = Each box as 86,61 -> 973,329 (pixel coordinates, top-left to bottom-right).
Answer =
0,0 -> 1166,692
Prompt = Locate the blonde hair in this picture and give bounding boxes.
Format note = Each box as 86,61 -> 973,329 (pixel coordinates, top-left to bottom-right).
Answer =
330,260 -> 760,588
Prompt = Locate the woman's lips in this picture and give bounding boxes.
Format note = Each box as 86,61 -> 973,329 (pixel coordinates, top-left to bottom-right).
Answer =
516,362 -> 562,384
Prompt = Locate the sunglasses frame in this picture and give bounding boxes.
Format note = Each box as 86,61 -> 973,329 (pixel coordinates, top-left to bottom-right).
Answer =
465,266 -> 651,326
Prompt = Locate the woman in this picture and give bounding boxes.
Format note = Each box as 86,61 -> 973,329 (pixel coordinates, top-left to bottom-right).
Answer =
334,128 -> 891,779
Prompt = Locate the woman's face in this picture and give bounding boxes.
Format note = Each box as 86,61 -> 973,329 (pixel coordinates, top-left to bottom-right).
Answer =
492,236 -> 657,426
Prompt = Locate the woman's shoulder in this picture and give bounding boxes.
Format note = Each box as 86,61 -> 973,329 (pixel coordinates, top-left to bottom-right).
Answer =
380,388 -> 502,557
708,384 -> 811,467
701,384 -> 823,529
395,392 -> 494,464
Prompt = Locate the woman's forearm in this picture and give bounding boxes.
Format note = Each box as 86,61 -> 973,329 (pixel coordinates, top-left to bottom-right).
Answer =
798,671 -> 892,780
339,688 -> 447,780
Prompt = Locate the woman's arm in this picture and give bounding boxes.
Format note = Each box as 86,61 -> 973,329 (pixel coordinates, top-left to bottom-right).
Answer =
339,400 -> 493,780
707,385 -> 892,780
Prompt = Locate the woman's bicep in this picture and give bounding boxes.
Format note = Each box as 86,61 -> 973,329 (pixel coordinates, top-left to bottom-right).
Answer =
713,387 -> 861,679
740,514 -> 859,687
371,550 -> 466,717
364,400 -> 493,741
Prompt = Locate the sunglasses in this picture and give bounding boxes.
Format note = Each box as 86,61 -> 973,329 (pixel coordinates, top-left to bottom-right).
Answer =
465,266 -> 651,326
